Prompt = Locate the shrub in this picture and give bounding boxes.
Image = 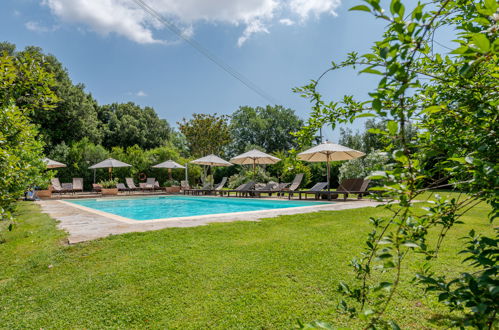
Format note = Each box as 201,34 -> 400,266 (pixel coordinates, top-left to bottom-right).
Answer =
98,179 -> 118,189
338,151 -> 389,182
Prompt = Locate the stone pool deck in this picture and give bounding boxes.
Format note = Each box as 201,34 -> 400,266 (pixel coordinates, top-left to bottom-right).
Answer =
38,197 -> 383,244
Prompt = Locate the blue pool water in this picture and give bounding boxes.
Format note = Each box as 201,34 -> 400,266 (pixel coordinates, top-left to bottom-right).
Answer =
67,196 -> 329,220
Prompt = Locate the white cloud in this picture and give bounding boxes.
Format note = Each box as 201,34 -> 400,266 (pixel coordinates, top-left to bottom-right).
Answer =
279,18 -> 295,26
136,90 -> 147,97
25,21 -> 59,33
42,0 -> 341,46
289,0 -> 341,20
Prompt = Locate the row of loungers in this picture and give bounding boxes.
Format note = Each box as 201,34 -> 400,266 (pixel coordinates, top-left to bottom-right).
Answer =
50,177 -> 162,195
184,174 -> 370,201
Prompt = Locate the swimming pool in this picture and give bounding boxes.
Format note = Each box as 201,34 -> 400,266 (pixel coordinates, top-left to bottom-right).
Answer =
66,196 -> 329,221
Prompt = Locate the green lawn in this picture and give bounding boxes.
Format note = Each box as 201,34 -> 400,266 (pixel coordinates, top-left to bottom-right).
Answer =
0,193 -> 494,328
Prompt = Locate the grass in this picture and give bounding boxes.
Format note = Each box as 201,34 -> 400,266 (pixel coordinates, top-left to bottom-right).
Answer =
0,192 -> 494,328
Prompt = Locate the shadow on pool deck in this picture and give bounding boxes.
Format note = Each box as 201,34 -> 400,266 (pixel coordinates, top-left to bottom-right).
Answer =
38,197 -> 383,244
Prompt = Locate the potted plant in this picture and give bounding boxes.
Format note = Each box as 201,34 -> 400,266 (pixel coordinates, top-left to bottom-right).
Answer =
36,182 -> 52,198
99,179 -> 119,195
164,179 -> 181,193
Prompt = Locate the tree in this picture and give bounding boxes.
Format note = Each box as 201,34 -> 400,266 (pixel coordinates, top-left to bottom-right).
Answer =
99,102 -> 172,150
178,113 -> 232,157
0,52 -> 57,222
2,44 -> 103,147
229,105 -> 303,155
294,0 -> 498,328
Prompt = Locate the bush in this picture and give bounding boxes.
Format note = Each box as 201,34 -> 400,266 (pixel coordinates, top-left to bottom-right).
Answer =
339,151 -> 389,182
228,167 -> 277,188
163,179 -> 180,187
98,179 -> 118,188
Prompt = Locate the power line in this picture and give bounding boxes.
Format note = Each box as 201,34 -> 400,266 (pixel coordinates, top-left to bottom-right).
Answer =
130,0 -> 280,105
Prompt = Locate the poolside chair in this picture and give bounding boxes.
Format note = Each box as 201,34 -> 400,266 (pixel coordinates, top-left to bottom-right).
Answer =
72,178 -> 83,193
215,177 -> 228,190
117,183 -> 130,194
125,178 -> 139,192
180,180 -> 190,193
142,178 -> 156,192
220,182 -> 255,197
278,173 -> 304,197
324,179 -> 371,201
189,177 -> 228,196
283,182 -> 328,200
231,181 -> 256,197
186,182 -> 213,195
253,182 -> 289,198
92,183 -> 102,193
50,178 -> 72,195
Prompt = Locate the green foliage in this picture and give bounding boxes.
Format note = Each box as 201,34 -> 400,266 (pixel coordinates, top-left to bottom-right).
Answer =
229,105 -> 303,155
178,113 -> 232,157
98,179 -> 118,189
270,151 -> 311,187
338,151 -> 389,182
50,140 -> 195,189
163,179 -> 180,187
295,0 -> 498,328
0,52 -> 56,221
228,166 -> 277,188
416,229 -> 498,329
99,102 -> 171,150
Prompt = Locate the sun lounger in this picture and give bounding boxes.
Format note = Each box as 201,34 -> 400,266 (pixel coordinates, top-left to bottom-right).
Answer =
184,182 -> 213,195
125,178 -> 139,192
220,181 -> 255,197
117,183 -> 130,194
232,181 -> 256,197
320,179 -> 371,201
142,178 -> 156,191
51,178 -> 72,195
186,177 -> 228,196
278,173 -> 304,197
283,182 -> 328,200
72,178 -> 83,193
180,180 -> 190,192
92,184 -> 102,192
253,182 -> 290,198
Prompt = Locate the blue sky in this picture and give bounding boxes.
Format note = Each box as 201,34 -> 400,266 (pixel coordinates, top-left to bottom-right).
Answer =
1,0 -> 389,141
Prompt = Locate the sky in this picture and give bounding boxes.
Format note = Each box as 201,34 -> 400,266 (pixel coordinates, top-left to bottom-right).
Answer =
0,0 -> 390,142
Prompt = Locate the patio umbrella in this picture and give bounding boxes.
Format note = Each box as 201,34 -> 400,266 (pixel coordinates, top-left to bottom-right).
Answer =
191,154 -> 232,184
89,158 -> 131,180
297,141 -> 365,191
230,149 -> 280,177
43,157 -> 66,169
152,160 -> 185,180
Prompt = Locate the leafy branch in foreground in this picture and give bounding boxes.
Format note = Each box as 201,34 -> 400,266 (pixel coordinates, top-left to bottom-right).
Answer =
295,0 -> 498,328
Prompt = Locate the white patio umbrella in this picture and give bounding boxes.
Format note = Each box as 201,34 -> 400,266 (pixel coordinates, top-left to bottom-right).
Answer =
152,160 -> 185,180
43,157 -> 66,169
89,158 -> 131,180
191,154 -> 232,184
298,141 -> 365,191
230,149 -> 280,177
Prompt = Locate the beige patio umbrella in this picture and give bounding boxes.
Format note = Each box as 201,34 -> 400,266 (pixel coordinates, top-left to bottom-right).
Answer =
298,141 -> 365,191
230,149 -> 280,178
89,158 -> 132,180
152,160 -> 185,180
43,157 -> 66,169
191,154 -> 232,184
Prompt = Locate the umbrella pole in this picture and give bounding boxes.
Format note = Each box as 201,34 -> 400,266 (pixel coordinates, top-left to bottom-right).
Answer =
185,163 -> 188,184
253,159 -> 256,179
168,168 -> 172,181
109,167 -> 112,180
93,169 -> 96,184
327,153 -> 331,201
